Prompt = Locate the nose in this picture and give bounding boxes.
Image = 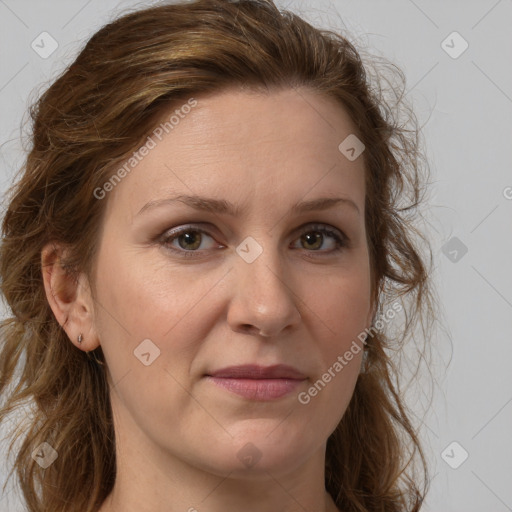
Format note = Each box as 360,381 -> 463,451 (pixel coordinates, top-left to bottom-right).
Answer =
226,239 -> 302,338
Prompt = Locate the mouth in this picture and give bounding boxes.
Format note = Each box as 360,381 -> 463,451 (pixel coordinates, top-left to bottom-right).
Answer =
204,364 -> 307,401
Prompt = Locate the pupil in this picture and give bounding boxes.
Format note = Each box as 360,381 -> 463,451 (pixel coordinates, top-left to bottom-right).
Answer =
181,232 -> 200,249
305,232 -> 321,249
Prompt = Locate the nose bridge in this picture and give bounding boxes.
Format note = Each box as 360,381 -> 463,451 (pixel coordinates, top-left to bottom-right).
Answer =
228,231 -> 302,336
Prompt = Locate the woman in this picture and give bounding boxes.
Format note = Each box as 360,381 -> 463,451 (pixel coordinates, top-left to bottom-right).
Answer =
0,0 -> 436,511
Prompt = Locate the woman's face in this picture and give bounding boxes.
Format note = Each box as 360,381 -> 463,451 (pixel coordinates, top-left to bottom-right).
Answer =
89,87 -> 373,478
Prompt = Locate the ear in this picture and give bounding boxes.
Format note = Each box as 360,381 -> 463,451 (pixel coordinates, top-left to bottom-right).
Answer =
41,242 -> 100,351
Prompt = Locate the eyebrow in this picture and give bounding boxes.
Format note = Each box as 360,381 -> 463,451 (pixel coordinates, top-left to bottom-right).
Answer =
136,194 -> 360,217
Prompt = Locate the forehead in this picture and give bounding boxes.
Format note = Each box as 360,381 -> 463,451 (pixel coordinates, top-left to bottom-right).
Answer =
105,86 -> 366,219
158,86 -> 359,154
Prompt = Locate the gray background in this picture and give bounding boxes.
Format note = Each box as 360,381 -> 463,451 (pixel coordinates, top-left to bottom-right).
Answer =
1,0 -> 511,510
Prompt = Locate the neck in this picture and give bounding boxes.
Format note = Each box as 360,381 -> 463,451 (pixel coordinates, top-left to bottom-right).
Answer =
98,428 -> 339,512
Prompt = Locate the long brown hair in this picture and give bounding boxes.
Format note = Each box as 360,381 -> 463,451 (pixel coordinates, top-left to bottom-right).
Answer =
0,1 -> 437,511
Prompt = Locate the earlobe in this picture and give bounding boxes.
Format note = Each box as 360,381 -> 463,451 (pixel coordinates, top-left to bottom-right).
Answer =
41,242 -> 100,351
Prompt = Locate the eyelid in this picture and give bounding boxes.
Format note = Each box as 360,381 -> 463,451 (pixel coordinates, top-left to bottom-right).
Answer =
158,222 -> 349,258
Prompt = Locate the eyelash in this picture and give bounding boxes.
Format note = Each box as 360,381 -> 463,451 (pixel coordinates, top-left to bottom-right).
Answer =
158,223 -> 348,259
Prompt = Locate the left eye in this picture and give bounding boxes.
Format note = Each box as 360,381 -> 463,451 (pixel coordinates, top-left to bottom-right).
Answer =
292,225 -> 346,252
159,224 -> 347,258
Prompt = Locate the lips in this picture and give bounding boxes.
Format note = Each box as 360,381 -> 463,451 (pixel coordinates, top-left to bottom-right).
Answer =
207,364 -> 306,380
205,364 -> 307,400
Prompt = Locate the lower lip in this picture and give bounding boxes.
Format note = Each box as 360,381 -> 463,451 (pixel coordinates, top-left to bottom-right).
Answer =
205,377 -> 305,400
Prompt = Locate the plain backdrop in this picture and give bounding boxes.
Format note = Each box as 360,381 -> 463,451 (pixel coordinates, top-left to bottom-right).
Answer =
0,1 -> 511,511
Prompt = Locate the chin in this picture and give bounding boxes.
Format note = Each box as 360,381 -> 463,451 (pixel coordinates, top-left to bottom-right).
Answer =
212,421 -> 320,478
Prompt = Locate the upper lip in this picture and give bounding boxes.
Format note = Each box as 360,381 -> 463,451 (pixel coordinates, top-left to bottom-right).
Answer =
207,364 -> 306,380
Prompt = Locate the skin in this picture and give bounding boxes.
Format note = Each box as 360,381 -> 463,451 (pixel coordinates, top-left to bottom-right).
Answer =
42,86 -> 375,512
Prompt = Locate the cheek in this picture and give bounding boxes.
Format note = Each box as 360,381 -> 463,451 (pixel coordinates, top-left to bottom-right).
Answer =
93,245 -> 226,394
300,284 -> 366,429
310,272 -> 371,348
300,270 -> 369,417
95,244 -> 203,338
92,249 -> 201,424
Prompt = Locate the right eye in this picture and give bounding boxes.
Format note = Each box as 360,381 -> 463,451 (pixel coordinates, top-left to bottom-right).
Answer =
159,225 -> 223,258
